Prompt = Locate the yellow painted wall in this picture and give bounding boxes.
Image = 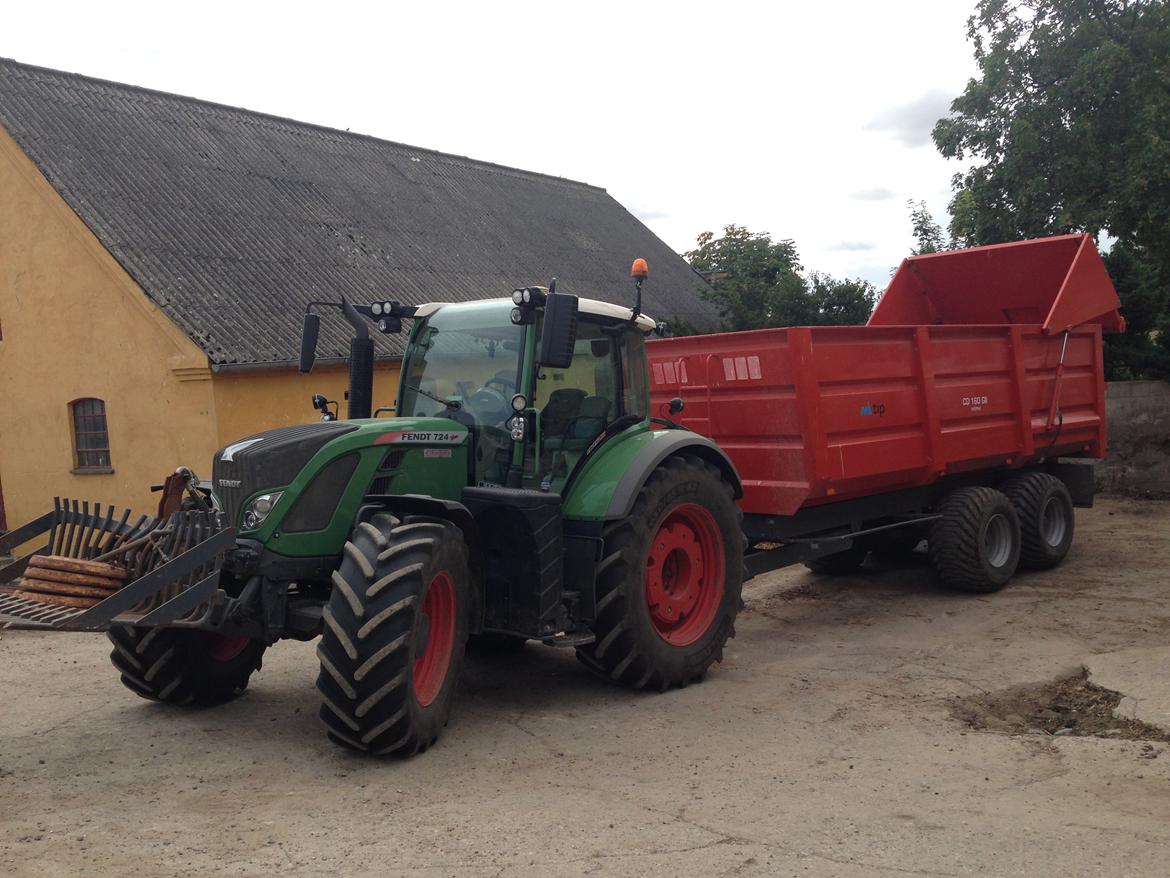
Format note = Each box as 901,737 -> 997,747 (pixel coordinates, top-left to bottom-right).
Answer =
0,127 -> 220,529
210,362 -> 401,445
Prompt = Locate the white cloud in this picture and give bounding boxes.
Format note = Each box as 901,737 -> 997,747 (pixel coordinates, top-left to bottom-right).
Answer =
828,241 -> 877,251
866,89 -> 956,148
850,187 -> 898,201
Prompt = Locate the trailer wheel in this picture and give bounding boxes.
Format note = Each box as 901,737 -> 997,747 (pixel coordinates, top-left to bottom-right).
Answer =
929,487 -> 1021,593
1001,472 -> 1074,570
804,542 -> 868,575
107,627 -> 266,705
576,454 -> 744,690
316,514 -> 470,757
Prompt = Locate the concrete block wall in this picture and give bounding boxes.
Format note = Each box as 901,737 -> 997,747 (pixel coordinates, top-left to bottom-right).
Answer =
1097,380 -> 1170,498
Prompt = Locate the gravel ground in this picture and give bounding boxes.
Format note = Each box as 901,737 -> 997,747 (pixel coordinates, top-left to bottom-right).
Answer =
1,496 -> 1168,877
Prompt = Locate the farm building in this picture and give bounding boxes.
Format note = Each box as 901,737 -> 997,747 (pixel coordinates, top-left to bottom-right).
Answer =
0,58 -> 714,530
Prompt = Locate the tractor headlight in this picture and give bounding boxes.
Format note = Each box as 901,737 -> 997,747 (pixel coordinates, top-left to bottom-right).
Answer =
509,414 -> 526,441
242,491 -> 283,530
511,393 -> 527,412
512,289 -> 525,305
371,302 -> 383,316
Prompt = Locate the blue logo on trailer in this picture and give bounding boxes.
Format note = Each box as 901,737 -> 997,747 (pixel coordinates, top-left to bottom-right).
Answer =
860,402 -> 886,417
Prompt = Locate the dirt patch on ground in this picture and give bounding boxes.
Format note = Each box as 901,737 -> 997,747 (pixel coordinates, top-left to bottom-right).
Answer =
951,669 -> 1170,742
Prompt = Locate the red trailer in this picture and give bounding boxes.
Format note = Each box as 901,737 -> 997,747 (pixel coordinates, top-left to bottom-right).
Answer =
648,234 -> 1124,591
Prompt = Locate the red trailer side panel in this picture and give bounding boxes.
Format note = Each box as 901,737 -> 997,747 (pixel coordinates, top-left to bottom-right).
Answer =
647,235 -> 1116,517
648,323 -> 1106,517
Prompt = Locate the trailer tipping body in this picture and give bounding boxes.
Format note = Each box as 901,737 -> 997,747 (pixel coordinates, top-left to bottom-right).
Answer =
648,234 -> 1122,517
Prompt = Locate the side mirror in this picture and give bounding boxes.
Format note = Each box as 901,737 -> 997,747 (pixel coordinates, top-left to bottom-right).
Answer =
668,397 -> 685,415
311,393 -> 337,421
538,293 -> 579,369
299,312 -> 320,374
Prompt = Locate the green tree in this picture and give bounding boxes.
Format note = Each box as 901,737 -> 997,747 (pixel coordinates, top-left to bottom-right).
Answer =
685,225 -> 808,330
908,199 -> 947,255
683,225 -> 876,332
806,273 -> 879,325
933,0 -> 1170,378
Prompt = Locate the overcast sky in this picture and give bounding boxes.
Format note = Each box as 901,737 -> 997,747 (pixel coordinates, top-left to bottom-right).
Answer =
4,0 -> 978,287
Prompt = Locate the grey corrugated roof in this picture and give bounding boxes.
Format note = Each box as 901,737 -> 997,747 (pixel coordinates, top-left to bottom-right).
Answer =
0,58 -> 716,366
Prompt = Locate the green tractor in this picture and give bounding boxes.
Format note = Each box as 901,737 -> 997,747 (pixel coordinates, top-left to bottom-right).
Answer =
1,264 -> 744,756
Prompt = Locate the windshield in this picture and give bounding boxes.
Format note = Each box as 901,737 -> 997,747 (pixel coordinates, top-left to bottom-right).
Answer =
398,301 -> 524,429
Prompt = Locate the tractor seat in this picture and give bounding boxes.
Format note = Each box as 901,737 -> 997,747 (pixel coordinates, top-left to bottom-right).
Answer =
541,389 -> 586,451
561,396 -> 612,451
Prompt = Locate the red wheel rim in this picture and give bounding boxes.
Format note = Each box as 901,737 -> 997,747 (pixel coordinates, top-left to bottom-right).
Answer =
644,503 -> 726,646
202,633 -> 250,662
413,571 -> 457,707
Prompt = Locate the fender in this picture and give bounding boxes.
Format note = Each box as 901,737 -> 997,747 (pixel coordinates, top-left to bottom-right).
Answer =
359,493 -> 480,551
561,425 -> 742,522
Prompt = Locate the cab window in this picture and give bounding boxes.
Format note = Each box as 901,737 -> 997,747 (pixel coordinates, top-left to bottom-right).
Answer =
536,323 -> 620,491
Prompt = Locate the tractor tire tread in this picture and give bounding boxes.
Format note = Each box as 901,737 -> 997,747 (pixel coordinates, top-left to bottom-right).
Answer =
107,625 -> 265,705
575,454 -> 744,691
315,513 -> 468,757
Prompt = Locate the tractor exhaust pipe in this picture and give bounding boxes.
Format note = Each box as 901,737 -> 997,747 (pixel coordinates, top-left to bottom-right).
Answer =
341,298 -> 373,420
301,296 -> 409,420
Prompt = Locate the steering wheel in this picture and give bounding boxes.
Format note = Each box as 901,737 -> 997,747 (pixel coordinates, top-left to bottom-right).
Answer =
467,385 -> 509,420
484,377 -> 515,396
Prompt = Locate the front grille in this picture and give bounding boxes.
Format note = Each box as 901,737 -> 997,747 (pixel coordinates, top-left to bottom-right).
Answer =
282,453 -> 361,532
212,422 -> 358,527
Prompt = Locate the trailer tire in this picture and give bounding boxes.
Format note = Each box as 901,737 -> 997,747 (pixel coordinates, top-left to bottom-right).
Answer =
576,454 -> 744,690
804,542 -> 869,575
316,514 -> 470,757
929,487 -> 1021,593
1001,472 -> 1074,570
107,627 -> 265,705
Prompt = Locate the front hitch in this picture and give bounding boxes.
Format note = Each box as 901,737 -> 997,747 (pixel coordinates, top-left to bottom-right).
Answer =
0,499 -> 238,633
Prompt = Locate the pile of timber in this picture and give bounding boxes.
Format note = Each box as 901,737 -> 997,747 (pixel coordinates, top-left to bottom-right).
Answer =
14,555 -> 127,609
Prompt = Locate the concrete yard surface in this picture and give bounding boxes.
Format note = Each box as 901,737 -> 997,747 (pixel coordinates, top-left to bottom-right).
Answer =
1,497 -> 1168,877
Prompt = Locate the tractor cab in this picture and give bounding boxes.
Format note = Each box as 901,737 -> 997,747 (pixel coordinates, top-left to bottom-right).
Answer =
396,297 -> 656,495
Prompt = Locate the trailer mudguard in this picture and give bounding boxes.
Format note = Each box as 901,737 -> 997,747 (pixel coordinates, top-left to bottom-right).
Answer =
561,426 -> 742,522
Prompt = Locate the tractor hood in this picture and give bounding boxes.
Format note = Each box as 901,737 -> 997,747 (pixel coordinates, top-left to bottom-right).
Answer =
213,417 -> 473,542
212,421 -> 360,529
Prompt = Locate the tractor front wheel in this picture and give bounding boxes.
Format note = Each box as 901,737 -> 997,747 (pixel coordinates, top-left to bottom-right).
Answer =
577,454 -> 744,690
107,626 -> 266,705
316,514 -> 470,756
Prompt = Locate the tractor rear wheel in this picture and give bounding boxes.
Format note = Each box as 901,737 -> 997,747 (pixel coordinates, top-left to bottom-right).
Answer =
316,514 -> 470,756
1001,472 -> 1074,570
929,487 -> 1021,593
107,626 -> 266,705
576,454 -> 744,690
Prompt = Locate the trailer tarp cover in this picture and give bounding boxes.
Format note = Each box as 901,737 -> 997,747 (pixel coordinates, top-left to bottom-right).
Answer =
868,234 -> 1124,335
